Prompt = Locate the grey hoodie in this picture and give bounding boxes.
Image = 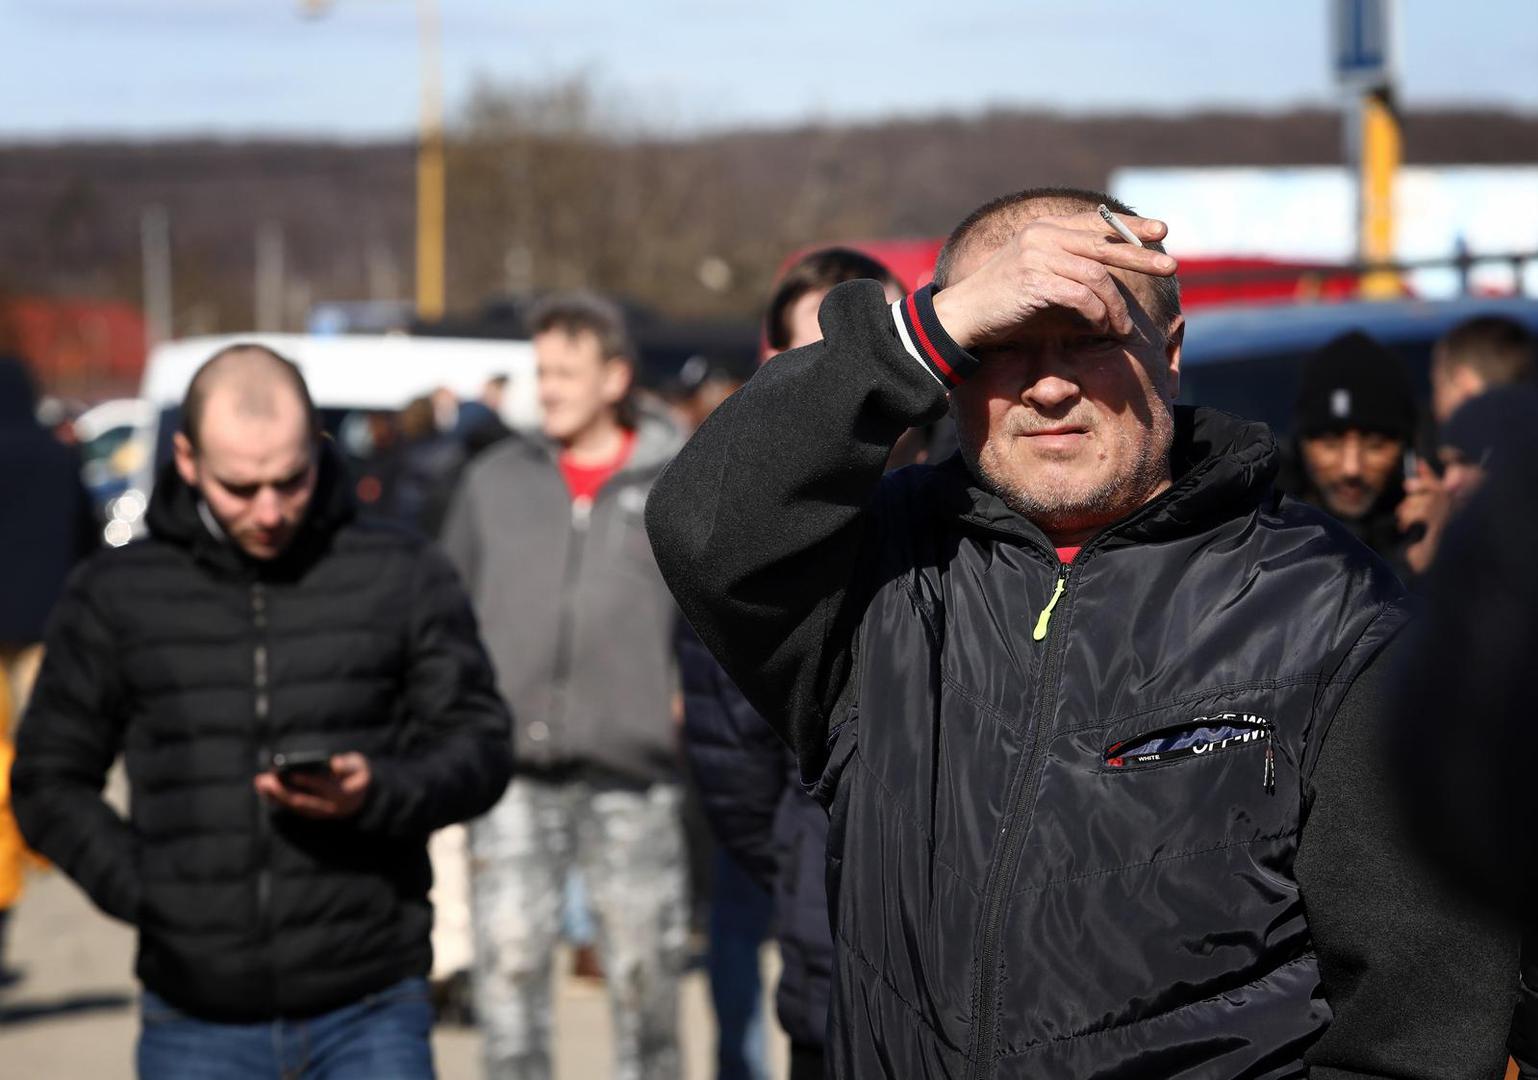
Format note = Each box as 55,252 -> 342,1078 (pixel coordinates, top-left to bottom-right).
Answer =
440,411 -> 683,785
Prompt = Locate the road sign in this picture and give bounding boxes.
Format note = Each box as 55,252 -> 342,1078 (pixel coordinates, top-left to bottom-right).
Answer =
1334,0 -> 1396,91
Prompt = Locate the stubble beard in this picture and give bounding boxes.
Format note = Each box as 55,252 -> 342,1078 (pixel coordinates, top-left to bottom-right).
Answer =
955,401 -> 1176,538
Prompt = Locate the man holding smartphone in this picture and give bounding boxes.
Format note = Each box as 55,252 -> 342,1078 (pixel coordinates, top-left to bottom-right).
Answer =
13,344 -> 513,1079
647,187 -> 1517,1078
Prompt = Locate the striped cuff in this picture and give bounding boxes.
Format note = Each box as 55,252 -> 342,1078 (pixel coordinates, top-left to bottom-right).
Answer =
891,284 -> 981,389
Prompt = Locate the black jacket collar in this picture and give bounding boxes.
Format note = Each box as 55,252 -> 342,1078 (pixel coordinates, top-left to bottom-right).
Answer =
930,406 -> 1279,560
146,437 -> 357,582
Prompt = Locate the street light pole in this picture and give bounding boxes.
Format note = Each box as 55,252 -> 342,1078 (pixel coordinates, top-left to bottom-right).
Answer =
141,205 -> 173,349
1356,86 -> 1401,299
1334,0 -> 1402,299
416,0 -> 446,322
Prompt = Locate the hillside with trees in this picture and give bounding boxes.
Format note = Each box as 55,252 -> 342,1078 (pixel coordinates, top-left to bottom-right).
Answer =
2,93 -> 1534,345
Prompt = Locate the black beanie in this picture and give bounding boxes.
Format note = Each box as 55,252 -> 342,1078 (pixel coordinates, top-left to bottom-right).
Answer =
1294,331 -> 1417,441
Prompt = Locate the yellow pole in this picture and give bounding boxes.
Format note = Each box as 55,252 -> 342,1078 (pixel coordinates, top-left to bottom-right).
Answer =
416,0 -> 446,321
1358,88 -> 1401,299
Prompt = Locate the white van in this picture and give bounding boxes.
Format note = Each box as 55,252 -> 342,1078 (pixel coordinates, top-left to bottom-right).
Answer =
112,332 -> 537,545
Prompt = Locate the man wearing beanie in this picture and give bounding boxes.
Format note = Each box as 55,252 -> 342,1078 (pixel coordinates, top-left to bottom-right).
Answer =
1285,330 -> 1418,575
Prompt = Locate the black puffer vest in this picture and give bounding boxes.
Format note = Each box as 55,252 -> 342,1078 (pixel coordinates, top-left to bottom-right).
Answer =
818,408 -> 1408,1078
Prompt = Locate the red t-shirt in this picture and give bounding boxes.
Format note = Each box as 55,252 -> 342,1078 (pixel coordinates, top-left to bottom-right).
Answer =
1055,546 -> 1082,565
558,429 -> 636,505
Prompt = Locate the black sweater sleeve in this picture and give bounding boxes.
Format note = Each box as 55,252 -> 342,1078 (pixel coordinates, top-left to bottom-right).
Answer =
645,279 -> 950,780
1298,631 -> 1520,1080
12,567 -> 141,925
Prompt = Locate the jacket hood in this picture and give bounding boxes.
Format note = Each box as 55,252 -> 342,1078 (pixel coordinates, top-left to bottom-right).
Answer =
146,436 -> 357,580
931,405 -> 1279,556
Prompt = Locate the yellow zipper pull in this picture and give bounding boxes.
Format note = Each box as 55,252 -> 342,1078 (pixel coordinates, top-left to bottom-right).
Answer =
1032,573 -> 1067,642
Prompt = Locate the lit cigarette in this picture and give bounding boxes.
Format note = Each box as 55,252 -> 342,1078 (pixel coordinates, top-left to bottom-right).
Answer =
1097,204 -> 1144,248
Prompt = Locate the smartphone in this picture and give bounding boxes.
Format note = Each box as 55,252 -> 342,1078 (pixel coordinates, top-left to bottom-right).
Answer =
1400,448 -> 1429,544
270,749 -> 333,786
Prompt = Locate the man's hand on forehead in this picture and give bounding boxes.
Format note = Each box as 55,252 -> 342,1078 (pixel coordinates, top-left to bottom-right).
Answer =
932,209 -> 1175,351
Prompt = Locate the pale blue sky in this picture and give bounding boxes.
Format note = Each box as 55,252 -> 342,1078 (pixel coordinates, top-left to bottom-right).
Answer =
3,0 -> 1536,138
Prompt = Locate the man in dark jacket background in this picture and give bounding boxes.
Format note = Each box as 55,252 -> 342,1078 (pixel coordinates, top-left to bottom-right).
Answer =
648,187 -> 1516,1078
682,247 -> 906,1080
0,353 -> 98,985
1394,315 -> 1537,574
1385,381 -> 1538,1077
13,344 -> 513,1079
0,355 -> 98,705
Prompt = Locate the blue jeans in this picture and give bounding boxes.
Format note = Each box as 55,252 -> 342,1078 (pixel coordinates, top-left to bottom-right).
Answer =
562,869 -> 596,946
136,978 -> 435,1080
708,849 -> 773,1080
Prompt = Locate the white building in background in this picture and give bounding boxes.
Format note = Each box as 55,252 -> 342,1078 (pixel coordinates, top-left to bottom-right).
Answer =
1110,166 -> 1538,300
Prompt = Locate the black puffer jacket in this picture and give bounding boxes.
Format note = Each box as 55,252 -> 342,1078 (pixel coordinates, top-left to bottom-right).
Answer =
648,280 -> 1518,1079
13,443 -> 513,1021
679,624 -> 831,1049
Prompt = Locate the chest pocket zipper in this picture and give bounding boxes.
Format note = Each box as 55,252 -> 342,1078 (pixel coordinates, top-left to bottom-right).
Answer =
1105,715 -> 1276,793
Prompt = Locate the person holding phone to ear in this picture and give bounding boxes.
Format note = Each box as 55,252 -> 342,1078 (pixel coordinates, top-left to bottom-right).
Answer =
13,344 -> 513,1080
1283,331 -> 1421,581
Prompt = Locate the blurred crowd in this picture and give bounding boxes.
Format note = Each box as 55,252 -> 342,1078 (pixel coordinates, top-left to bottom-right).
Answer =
1,197 -> 1537,1080
1278,313 -> 1536,579
0,246 -> 912,1080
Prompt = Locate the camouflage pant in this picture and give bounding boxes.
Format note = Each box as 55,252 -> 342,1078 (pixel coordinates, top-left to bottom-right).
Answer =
469,776 -> 688,1080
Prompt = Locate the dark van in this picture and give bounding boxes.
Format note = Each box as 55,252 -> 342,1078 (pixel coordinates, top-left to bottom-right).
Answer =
1180,295 -> 1538,440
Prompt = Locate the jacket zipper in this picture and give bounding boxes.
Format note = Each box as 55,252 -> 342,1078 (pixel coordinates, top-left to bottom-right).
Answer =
250,582 -> 275,1006
1105,715 -> 1276,792
547,454 -> 635,749
1031,574 -> 1066,641
961,472 -> 1233,1073
967,561 -> 1073,1080
547,497 -> 592,739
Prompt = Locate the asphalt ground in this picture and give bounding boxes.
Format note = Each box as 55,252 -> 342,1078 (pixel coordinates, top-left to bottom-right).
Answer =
0,858 -> 787,1079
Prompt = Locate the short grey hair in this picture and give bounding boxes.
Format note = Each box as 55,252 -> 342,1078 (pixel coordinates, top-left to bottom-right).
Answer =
932,185 -> 1181,331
